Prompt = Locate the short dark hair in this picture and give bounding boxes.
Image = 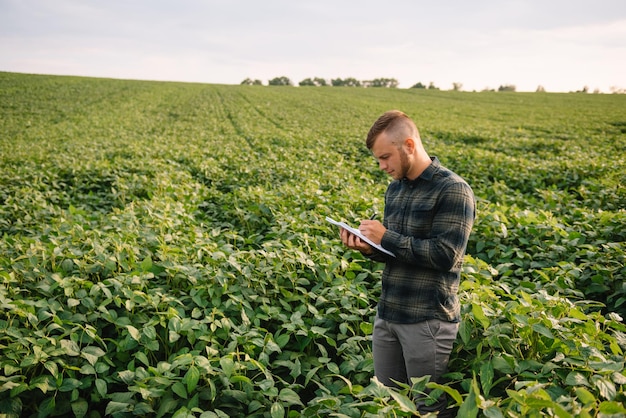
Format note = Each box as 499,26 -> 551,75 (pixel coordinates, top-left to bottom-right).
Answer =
366,110 -> 415,149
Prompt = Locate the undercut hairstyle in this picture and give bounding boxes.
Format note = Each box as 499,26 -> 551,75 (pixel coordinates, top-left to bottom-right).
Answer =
366,110 -> 418,150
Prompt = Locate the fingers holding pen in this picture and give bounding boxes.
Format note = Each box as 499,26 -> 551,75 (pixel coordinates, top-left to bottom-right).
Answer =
358,220 -> 386,244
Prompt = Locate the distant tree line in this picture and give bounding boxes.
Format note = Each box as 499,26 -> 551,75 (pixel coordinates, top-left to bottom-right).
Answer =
240,77 -> 624,93
243,78 -> 519,92
241,76 -> 399,88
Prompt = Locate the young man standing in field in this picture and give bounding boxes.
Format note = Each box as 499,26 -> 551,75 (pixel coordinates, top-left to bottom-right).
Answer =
340,110 -> 475,416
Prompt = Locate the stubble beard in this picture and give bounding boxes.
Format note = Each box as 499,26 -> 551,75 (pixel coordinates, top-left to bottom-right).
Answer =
398,148 -> 411,180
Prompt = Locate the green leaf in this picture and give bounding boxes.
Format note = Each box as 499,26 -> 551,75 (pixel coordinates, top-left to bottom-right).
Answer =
230,375 -> 252,385
589,361 -> 624,372
565,371 -> 590,387
270,401 -> 285,418
491,355 -> 514,374
592,376 -> 617,400
427,382 -> 463,406
184,365 -> 200,393
173,406 -> 195,418
172,382 -> 187,399
480,361 -> 494,397
612,371 -> 626,385
39,396 -> 56,416
3,364 -> 20,376
95,378 -> 107,397
459,320 -> 472,345
169,330 -> 181,343
71,398 -> 88,418
471,302 -> 490,330
532,323 -> 555,339
81,346 -> 105,366
134,402 -> 156,415
156,396 -> 180,418
126,325 -> 141,341
599,400 -> 626,414
574,387 -> 596,406
327,362 -> 340,374
483,406 -> 505,418
248,400 -> 263,413
9,382 -> 28,398
60,339 -> 81,356
141,256 -> 153,272
59,377 -> 82,392
458,376 -> 479,418
359,321 -> 373,334
278,388 -> 303,406
289,359 -> 301,379
79,364 -> 96,375
389,390 -> 417,412
220,357 -> 234,377
43,361 -> 59,379
30,376 -> 53,393
106,401 -> 132,415
118,370 -> 135,384
304,366 -> 322,387
0,396 -> 22,415
143,325 -> 157,340
135,351 -> 150,367
200,410 -> 229,418
265,340 -> 282,354
274,333 -> 290,348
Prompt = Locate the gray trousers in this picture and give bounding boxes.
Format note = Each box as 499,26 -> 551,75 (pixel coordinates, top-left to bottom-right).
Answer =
372,315 -> 459,415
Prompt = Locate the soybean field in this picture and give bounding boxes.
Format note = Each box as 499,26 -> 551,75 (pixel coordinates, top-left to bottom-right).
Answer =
1,72 -> 625,417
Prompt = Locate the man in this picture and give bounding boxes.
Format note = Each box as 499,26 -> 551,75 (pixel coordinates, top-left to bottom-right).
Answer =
340,110 -> 475,416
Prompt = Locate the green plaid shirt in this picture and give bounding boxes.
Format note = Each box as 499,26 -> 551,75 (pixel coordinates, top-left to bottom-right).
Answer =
371,157 -> 475,324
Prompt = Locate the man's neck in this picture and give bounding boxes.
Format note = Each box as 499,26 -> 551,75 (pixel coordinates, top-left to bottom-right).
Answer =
406,154 -> 432,180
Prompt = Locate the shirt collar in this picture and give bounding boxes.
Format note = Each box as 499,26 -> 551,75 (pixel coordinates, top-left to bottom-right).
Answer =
403,156 -> 439,183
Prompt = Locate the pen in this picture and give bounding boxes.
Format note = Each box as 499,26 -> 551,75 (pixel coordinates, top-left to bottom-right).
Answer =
369,213 -> 377,220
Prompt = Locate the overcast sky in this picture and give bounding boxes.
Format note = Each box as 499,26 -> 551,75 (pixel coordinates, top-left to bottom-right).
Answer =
1,0 -> 625,92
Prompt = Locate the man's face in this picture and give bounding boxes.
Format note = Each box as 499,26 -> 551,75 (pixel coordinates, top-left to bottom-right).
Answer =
371,132 -> 411,180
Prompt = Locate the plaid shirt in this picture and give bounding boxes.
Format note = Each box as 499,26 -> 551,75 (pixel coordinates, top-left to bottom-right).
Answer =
371,157 -> 475,324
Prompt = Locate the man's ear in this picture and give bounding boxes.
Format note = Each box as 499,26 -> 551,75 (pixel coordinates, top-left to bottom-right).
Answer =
404,137 -> 415,153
